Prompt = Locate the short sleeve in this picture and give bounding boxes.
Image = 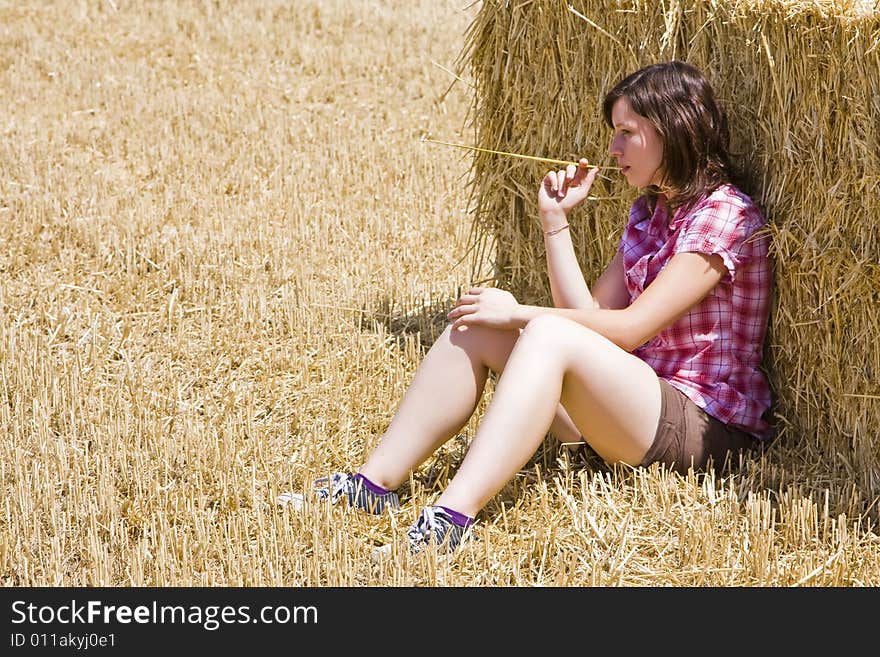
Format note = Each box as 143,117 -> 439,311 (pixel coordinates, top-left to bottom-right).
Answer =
674,189 -> 765,285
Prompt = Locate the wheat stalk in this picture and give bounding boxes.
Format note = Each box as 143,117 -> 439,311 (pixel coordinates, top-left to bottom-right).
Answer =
421,137 -> 620,170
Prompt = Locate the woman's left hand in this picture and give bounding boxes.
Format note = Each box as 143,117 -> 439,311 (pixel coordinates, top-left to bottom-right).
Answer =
537,158 -> 599,217
447,287 -> 522,331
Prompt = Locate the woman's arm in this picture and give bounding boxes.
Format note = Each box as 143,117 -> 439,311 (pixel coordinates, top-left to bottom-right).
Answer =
539,161 -> 601,309
543,214 -> 630,311
541,208 -> 592,308
523,251 -> 726,350
448,251 -> 726,352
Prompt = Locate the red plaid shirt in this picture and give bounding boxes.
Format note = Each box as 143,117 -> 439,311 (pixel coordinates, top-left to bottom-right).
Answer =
618,184 -> 773,439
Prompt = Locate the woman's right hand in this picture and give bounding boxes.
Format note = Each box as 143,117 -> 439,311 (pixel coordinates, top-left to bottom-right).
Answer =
537,158 -> 599,218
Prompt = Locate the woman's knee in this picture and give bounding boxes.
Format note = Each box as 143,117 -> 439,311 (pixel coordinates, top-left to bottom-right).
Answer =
518,314 -> 589,350
515,315 -> 620,371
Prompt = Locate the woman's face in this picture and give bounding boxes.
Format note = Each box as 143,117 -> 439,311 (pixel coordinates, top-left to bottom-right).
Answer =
608,97 -> 665,189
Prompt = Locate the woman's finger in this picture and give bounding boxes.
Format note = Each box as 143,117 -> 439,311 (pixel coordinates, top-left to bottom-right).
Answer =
573,159 -> 598,186
585,165 -> 599,185
452,308 -> 479,329
448,305 -> 469,320
468,286 -> 485,295
449,305 -> 477,322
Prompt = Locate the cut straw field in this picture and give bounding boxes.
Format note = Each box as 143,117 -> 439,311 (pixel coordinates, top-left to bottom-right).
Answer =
1,0 -> 878,586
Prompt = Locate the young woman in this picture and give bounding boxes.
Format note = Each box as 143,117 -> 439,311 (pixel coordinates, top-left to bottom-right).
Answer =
281,61 -> 773,555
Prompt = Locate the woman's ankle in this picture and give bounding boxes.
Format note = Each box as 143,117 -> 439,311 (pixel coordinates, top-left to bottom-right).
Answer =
352,472 -> 393,495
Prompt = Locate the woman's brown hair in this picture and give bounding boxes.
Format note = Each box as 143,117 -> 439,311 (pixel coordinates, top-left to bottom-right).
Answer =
602,61 -> 743,213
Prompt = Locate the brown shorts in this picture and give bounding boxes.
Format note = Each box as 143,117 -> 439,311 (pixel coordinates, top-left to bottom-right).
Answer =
639,378 -> 758,475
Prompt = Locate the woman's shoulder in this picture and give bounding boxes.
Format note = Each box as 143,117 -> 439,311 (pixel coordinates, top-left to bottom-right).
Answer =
706,184 -> 763,212
689,184 -> 766,228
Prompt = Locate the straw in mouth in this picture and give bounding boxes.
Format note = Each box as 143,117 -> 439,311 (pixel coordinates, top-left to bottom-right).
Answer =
421,137 -> 621,170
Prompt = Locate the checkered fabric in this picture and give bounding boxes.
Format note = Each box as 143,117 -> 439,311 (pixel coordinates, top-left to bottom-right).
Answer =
619,185 -> 773,439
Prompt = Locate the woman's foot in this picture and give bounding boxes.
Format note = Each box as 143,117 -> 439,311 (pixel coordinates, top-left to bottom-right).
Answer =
276,472 -> 400,514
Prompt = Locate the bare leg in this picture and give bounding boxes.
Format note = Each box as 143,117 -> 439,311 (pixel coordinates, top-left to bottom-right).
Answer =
434,314 -> 662,517
358,324 -> 582,490
358,324 -> 516,489
548,405 -> 584,449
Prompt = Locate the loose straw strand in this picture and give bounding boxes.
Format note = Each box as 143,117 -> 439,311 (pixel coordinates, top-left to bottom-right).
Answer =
421,137 -> 621,170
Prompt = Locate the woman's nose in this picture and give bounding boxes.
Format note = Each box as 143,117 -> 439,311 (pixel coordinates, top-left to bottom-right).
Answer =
608,137 -> 621,157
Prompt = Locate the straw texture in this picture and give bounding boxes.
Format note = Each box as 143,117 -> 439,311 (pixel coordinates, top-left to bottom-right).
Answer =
460,0 -> 880,500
